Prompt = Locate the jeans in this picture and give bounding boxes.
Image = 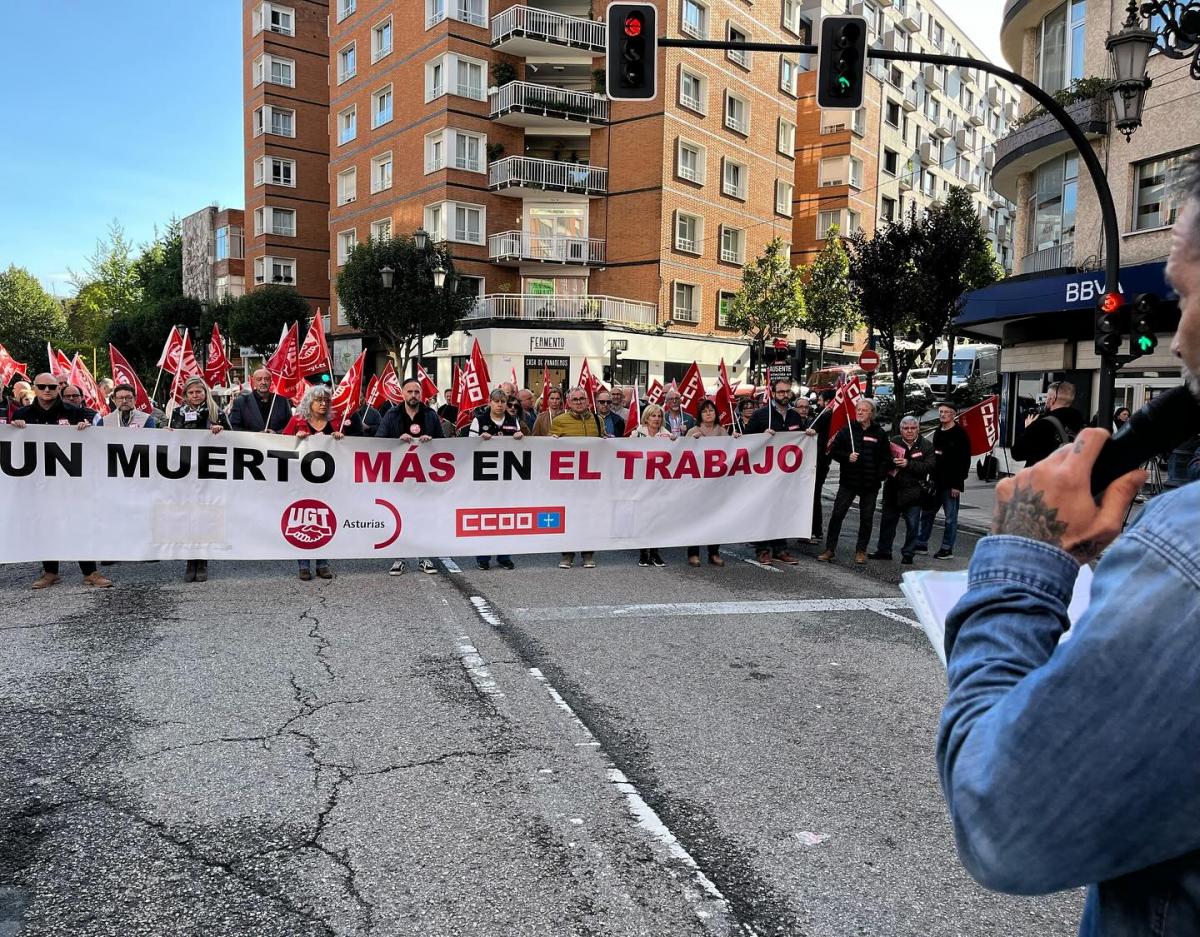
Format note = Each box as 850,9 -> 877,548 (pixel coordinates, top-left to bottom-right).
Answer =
297,559 -> 328,571
918,489 -> 960,551
687,545 -> 720,558
811,460 -> 830,537
875,502 -> 922,558
825,486 -> 878,553
476,554 -> 511,564
43,561 -> 97,576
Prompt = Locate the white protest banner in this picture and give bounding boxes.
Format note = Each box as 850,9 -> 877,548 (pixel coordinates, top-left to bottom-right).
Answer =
0,426 -> 816,561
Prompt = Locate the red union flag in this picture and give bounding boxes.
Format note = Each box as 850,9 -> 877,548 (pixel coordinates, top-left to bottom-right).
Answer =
577,358 -> 600,411
450,364 -> 462,409
378,360 -> 405,405
47,344 -> 73,378
265,322 -> 300,399
156,328 -> 185,374
205,324 -> 233,389
364,374 -> 384,410
108,344 -> 152,411
169,331 -> 205,404
69,355 -> 109,414
824,375 -> 864,453
0,342 -> 29,387
455,359 -> 487,432
331,349 -> 366,427
958,394 -> 1001,457
416,362 -> 439,401
677,361 -> 706,418
623,384 -> 641,437
646,378 -> 664,406
297,309 -> 331,378
470,338 -> 491,386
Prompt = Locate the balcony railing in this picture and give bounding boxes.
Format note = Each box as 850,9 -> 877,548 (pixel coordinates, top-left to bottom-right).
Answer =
466,294 -> 658,328
491,5 -> 605,53
490,81 -> 608,124
488,231 -> 605,265
1022,242 -> 1075,274
489,156 -> 607,196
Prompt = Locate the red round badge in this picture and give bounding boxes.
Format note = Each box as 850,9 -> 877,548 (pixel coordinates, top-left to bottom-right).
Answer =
410,423 -> 421,435
281,499 -> 337,550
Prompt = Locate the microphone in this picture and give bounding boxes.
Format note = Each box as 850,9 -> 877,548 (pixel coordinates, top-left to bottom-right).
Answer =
1090,385 -> 1200,496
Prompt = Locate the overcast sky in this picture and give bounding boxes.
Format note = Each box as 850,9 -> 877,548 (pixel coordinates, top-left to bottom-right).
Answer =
936,0 -> 1006,65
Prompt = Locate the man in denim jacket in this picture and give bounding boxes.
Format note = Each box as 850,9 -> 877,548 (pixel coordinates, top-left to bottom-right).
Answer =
938,157 -> 1200,935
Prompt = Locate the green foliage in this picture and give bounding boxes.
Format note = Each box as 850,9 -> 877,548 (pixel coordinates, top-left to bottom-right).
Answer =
229,285 -> 311,355
1009,77 -> 1110,130
848,187 -> 1000,422
133,219 -> 184,305
0,265 -> 68,374
66,221 -> 142,346
725,238 -> 806,381
336,235 -> 475,372
800,226 -> 859,369
492,61 -> 517,86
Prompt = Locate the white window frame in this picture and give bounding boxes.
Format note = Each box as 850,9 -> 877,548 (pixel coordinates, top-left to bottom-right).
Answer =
681,0 -> 708,38
452,129 -> 486,173
254,105 -> 295,138
717,290 -> 735,328
719,226 -> 745,265
722,157 -> 747,200
679,67 -> 707,115
672,281 -> 700,323
253,2 -> 295,36
816,210 -> 840,238
370,218 -> 392,240
425,53 -> 485,102
337,0 -> 355,23
674,211 -> 703,254
338,105 -> 357,145
424,200 -> 486,245
258,206 -> 296,237
424,203 -> 444,241
426,0 -> 486,28
371,151 -> 393,193
780,58 -> 799,95
847,209 -> 862,234
253,54 -> 295,88
372,16 -> 394,62
425,130 -> 446,173
337,43 -> 357,84
849,156 -> 864,190
255,255 -> 297,285
372,84 -> 394,128
270,156 -> 296,187
724,91 -> 749,135
726,22 -> 750,67
819,156 -> 846,187
777,118 -> 796,158
1133,149 -> 1196,231
775,180 -> 794,217
676,138 -> 706,184
337,168 -> 358,206
337,229 -> 357,266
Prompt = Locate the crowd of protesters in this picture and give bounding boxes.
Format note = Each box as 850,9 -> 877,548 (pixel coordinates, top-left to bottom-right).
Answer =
1,367 -> 975,588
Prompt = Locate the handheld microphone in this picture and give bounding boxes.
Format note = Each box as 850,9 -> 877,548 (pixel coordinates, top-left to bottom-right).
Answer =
1090,385 -> 1200,497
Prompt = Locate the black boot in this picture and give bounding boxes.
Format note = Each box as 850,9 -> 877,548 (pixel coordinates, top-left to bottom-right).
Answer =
184,560 -> 197,583
195,560 -> 208,582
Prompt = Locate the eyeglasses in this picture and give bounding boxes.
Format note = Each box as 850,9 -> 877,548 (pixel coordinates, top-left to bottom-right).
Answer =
113,395 -> 134,403
35,383 -> 58,391
597,399 -> 611,405
62,392 -> 83,398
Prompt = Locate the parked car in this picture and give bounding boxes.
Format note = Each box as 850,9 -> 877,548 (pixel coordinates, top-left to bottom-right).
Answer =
908,367 -> 931,389
807,365 -> 866,394
927,345 -> 1000,395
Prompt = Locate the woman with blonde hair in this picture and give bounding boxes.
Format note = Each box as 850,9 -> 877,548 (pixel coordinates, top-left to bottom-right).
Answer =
630,404 -> 674,567
167,376 -> 228,582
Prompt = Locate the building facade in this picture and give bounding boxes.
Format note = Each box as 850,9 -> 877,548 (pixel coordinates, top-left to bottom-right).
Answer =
181,207 -> 247,303
959,0 -> 1198,437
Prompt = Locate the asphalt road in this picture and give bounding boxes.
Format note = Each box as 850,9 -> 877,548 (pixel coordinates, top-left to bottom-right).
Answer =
0,529 -> 1084,936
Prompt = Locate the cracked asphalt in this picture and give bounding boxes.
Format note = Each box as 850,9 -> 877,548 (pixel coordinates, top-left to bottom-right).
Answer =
0,540 -> 1083,936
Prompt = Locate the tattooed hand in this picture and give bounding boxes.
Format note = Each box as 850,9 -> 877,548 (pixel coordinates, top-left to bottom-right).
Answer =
993,428 -> 1146,564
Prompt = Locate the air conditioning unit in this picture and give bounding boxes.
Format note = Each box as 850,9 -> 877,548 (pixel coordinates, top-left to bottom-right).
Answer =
919,141 -> 934,164
955,128 -> 969,148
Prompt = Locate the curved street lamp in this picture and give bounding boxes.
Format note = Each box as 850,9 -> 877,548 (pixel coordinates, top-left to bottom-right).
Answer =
432,264 -> 447,290
414,227 -> 429,252
1107,1 -> 1157,140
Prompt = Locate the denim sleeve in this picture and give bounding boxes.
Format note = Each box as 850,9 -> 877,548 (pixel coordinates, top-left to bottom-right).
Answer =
937,533 -> 1200,895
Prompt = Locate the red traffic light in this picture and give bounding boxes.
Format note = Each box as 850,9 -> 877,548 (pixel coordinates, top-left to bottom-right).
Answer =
624,13 -> 643,37
1100,292 -> 1123,314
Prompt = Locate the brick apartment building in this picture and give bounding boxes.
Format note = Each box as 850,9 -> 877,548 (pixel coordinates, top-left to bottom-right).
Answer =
181,206 -> 247,303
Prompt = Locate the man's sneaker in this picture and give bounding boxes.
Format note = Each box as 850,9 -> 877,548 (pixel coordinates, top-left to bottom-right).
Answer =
867,551 -> 891,561
582,553 -> 596,568
476,559 -> 490,571
934,549 -> 953,560
649,551 -> 666,568
912,545 -> 928,554
83,571 -> 113,588
419,559 -> 437,574
559,553 -> 574,569
901,555 -> 915,566
388,560 -> 407,576
31,572 -> 60,591
638,550 -> 650,567
497,559 -> 515,570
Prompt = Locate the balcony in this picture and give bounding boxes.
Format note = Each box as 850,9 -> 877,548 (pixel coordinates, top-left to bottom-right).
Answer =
992,95 -> 1108,201
923,64 -> 942,91
932,122 -> 951,139
466,294 -> 658,328
490,81 -> 608,128
489,156 -> 606,197
901,10 -> 921,32
1021,241 -> 1075,274
902,89 -> 919,111
918,141 -> 935,164
491,5 -> 605,57
487,231 -> 605,265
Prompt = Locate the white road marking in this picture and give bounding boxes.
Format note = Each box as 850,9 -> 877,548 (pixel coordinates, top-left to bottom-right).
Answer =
869,607 -> 922,629
510,597 -> 912,622
469,595 -> 505,628
440,557 -> 462,573
722,549 -> 782,573
454,634 -> 504,698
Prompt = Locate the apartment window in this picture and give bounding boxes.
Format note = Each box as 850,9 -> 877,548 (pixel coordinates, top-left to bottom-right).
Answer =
338,44 -> 356,84
881,196 -> 897,222
458,57 -> 485,99
373,85 -> 393,127
1037,0 -> 1086,94
1027,152 -> 1078,254
254,207 -> 295,237
426,0 -> 446,26
253,54 -> 294,88
885,100 -> 901,127
674,212 -> 702,253
337,168 -> 358,205
719,226 -> 745,265
931,19 -> 944,48
778,118 -> 796,157
846,210 -> 861,235
371,152 -> 393,192
427,59 -> 445,99
426,54 -> 485,102
255,256 -> 296,284
775,180 -> 793,216
717,291 -> 735,328
727,24 -> 750,67
681,0 -> 707,38
215,225 -> 243,260
849,156 -> 864,189
883,149 -> 899,175
253,156 -> 296,187
337,0 -> 355,22
724,92 -> 749,135
1134,150 -> 1195,230
253,3 -> 295,35
722,158 -> 747,199
423,201 -> 484,244
676,138 -> 705,184
254,105 -> 295,138
780,59 -> 799,95
453,203 -> 484,243
679,68 -> 706,113
371,219 -> 392,240
817,210 -> 840,238
338,105 -> 356,145
425,130 -> 446,172
673,282 -> 700,322
926,96 -> 940,122
337,230 -> 357,265
782,0 -> 800,34
819,156 -> 846,187
890,65 -> 904,88
453,130 -> 485,172
373,17 -> 393,62
425,204 -> 444,241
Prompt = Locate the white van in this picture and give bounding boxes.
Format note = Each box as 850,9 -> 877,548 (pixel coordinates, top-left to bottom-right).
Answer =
928,344 -> 999,394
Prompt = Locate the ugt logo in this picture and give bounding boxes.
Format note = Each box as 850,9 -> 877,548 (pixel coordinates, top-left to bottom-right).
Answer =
281,499 -> 337,550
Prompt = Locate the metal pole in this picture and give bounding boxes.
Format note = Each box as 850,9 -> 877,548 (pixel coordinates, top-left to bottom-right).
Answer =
865,332 -> 876,398
945,332 -> 956,400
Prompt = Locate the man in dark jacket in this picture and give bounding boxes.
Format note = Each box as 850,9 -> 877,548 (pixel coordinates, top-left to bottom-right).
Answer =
809,389 -> 836,541
1011,380 -> 1087,467
355,402 -> 381,438
869,416 -> 936,565
227,368 -> 291,433
819,398 -> 893,564
596,390 -> 625,438
915,402 -> 972,559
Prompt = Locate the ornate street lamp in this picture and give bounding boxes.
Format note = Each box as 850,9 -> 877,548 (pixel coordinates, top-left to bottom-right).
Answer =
379,265 -> 395,289
432,264 -> 447,290
414,227 -> 429,252
1107,1 -> 1157,140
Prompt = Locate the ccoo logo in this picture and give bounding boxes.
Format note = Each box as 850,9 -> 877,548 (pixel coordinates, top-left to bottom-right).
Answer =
281,499 -> 337,550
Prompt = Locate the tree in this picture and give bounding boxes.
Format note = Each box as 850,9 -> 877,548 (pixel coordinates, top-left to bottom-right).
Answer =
0,266 -> 68,374
229,285 -> 311,355
68,221 -> 143,345
847,188 -> 1001,420
133,219 -> 184,305
336,235 -> 475,374
724,238 -> 806,383
800,226 -> 859,370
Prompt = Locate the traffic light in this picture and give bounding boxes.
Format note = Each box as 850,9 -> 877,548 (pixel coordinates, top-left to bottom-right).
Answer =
606,4 -> 657,101
817,15 -> 868,110
1129,293 -> 1160,359
792,339 -> 808,383
1094,291 -> 1126,358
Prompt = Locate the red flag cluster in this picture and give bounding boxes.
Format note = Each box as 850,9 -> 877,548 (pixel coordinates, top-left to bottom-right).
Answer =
823,375 -> 865,452
454,339 -> 491,432
0,342 -> 29,388
108,344 -> 153,412
958,394 -> 1000,457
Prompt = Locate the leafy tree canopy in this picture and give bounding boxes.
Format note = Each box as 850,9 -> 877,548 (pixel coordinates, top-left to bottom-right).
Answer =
800,226 -> 859,370
229,285 -> 311,355
724,238 -> 806,380
0,265 -> 68,375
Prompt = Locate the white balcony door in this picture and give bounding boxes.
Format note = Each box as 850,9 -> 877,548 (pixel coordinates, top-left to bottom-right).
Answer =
526,205 -> 586,261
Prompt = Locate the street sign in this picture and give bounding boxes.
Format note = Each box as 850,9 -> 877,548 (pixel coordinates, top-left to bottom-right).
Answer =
858,348 -> 880,372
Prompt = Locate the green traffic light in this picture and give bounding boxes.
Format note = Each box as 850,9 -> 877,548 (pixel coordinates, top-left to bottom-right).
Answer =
1138,336 -> 1156,352
837,76 -> 850,91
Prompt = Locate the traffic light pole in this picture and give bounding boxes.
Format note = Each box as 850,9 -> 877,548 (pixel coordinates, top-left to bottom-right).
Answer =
658,37 -> 1124,428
